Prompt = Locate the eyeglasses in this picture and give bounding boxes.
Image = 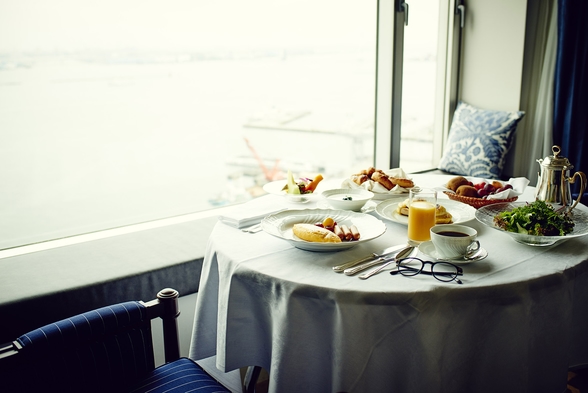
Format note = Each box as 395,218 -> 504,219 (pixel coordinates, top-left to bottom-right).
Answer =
390,257 -> 463,284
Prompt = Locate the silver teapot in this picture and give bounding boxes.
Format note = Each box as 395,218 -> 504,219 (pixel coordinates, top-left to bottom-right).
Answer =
535,145 -> 586,210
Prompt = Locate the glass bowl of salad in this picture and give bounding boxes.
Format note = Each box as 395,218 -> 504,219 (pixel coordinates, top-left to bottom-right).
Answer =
475,200 -> 588,246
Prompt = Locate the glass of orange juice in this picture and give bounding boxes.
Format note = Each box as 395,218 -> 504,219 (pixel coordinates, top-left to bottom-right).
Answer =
407,189 -> 437,245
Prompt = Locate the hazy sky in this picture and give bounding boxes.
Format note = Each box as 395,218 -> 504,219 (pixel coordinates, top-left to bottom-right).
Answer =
0,0 -> 377,52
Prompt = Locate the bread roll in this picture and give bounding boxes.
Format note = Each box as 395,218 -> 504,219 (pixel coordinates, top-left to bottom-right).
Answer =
390,177 -> 414,188
456,185 -> 478,197
293,224 -> 342,243
371,171 -> 395,190
447,176 -> 470,192
352,174 -> 369,185
361,167 -> 376,177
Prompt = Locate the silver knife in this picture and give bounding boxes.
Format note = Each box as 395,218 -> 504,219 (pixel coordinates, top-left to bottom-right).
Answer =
358,245 -> 415,279
332,244 -> 408,273
343,245 -> 413,276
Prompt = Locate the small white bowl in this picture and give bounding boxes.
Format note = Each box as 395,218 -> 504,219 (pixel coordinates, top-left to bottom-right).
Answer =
321,189 -> 374,211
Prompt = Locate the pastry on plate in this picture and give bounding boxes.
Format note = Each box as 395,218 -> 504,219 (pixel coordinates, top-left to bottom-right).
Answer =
396,199 -> 453,224
435,204 -> 453,224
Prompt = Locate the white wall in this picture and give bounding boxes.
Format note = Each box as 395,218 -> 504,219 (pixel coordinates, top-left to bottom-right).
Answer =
459,0 -> 528,111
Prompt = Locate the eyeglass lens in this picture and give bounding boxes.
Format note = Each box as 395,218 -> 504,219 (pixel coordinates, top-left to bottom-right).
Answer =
395,257 -> 462,284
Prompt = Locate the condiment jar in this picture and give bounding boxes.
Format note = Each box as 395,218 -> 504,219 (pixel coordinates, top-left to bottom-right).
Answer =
535,145 -> 586,210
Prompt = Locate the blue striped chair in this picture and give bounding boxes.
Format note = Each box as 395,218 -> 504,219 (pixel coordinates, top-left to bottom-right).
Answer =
0,288 -> 231,393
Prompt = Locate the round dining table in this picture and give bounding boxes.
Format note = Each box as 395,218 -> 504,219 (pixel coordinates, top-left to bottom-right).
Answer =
189,174 -> 588,393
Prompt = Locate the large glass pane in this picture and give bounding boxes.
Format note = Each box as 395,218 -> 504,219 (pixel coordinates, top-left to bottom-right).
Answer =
399,0 -> 440,172
0,0 -> 377,249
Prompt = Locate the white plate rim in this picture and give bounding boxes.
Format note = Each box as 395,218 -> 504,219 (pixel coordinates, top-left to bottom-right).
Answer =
375,198 -> 477,226
261,208 -> 387,251
418,241 -> 488,264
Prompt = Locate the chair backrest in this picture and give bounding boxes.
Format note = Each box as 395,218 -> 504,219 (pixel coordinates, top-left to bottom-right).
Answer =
0,288 -> 181,393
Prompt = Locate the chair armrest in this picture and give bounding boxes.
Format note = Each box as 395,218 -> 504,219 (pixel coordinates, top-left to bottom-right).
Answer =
142,288 -> 181,363
0,341 -> 23,392
0,341 -> 20,360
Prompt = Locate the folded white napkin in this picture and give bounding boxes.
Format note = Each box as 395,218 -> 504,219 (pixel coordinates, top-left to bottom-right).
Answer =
487,177 -> 529,199
218,195 -> 287,228
340,168 -> 413,194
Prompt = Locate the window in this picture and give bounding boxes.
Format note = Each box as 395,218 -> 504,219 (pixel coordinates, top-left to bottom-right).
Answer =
399,0 -> 442,171
0,0 -> 453,250
375,0 -> 451,172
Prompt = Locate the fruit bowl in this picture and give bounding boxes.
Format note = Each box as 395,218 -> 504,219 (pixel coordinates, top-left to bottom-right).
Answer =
444,191 -> 518,209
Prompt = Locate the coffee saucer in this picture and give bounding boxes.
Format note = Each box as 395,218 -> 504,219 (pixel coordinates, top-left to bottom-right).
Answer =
418,241 -> 488,264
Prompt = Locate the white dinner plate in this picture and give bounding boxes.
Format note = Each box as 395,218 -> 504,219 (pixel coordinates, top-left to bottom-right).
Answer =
418,241 -> 488,264
261,209 -> 387,252
375,198 -> 477,226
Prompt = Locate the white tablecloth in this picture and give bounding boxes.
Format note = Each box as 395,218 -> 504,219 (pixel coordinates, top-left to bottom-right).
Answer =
189,174 -> 588,393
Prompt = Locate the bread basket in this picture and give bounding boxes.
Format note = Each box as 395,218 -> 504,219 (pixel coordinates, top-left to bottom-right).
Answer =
444,191 -> 518,209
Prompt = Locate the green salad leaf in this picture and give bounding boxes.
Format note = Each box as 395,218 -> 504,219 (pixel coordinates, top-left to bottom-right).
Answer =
493,200 -> 575,236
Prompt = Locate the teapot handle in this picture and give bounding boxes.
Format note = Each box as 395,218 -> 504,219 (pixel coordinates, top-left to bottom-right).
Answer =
568,171 -> 587,210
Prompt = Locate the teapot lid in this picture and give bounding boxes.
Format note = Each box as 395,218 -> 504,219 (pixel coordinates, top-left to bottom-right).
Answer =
539,145 -> 574,169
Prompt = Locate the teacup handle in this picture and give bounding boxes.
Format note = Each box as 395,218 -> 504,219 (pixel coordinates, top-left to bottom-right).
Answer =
465,240 -> 480,258
568,171 -> 586,210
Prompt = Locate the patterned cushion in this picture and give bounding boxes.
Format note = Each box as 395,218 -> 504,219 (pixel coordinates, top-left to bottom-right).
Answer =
129,358 -> 231,393
438,101 -> 525,178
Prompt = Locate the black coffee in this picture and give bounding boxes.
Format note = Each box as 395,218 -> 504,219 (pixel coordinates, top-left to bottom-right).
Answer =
437,231 -> 469,237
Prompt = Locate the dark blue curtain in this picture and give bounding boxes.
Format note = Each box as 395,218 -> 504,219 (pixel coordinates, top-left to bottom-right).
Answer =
553,0 -> 588,198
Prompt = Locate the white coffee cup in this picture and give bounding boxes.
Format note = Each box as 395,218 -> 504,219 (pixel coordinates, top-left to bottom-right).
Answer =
430,224 -> 480,259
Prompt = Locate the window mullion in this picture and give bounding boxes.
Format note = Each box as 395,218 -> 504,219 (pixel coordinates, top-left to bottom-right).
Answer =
434,0 -> 461,163
374,0 -> 404,170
